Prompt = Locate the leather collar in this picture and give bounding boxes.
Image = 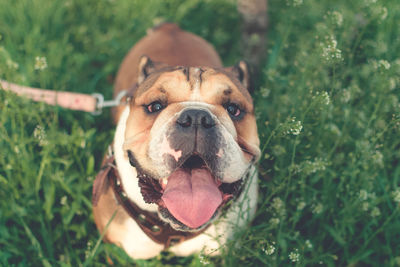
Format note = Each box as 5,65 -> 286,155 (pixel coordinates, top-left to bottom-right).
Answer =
92,152 -> 209,249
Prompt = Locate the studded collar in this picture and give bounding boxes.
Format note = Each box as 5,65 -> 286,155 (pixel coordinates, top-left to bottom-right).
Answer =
92,152 -> 210,249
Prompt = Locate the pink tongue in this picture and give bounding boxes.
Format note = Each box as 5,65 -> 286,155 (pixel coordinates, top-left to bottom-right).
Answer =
161,168 -> 222,228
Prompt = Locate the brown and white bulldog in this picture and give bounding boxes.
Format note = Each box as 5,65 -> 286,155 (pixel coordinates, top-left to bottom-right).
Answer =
92,23 -> 261,259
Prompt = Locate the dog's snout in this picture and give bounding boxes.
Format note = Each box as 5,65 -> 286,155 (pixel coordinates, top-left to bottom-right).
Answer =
176,109 -> 215,129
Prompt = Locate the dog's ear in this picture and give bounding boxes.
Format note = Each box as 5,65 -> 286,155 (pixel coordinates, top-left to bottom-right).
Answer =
138,55 -> 156,84
137,55 -> 169,84
226,60 -> 252,93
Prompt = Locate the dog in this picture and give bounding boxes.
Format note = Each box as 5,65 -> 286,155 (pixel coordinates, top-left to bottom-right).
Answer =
92,23 -> 261,259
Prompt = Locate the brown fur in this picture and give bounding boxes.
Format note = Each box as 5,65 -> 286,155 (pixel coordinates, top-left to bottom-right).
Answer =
122,67 -> 259,173
95,23 -> 226,246
112,23 -> 222,122
94,23 -> 260,255
93,185 -> 132,244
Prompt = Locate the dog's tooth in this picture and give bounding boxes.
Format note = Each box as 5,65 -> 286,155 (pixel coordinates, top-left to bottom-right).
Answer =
162,178 -> 168,186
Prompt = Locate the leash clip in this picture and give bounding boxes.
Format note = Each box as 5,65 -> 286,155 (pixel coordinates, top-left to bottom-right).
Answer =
92,90 -> 127,115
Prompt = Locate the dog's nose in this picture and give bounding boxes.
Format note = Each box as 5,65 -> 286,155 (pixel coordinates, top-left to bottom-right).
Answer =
176,109 -> 215,129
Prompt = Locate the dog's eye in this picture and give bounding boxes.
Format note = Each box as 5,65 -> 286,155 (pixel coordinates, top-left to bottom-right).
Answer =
226,103 -> 241,117
146,101 -> 164,113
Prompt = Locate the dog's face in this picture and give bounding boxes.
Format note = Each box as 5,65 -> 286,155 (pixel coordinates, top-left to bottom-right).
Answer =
122,56 -> 260,231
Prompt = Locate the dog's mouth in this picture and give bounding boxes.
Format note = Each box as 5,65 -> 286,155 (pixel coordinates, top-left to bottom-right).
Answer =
137,154 -> 245,230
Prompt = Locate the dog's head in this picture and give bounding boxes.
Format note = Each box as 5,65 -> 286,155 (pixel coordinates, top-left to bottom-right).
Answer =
120,56 -> 260,231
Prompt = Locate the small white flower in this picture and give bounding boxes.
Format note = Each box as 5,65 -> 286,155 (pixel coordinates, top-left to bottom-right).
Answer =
325,11 -> 343,26
290,121 -> 303,135
305,240 -> 313,249
84,240 -> 93,259
378,59 -> 391,70
371,207 -> 381,217
372,151 -> 384,167
289,118 -> 303,135
269,217 -> 280,226
260,87 -> 271,98
281,117 -> 303,136
34,56 -> 48,71
270,197 -> 286,217
312,203 -> 323,214
6,59 -> 19,70
391,189 -> 400,203
389,78 -> 396,91
321,35 -> 343,62
289,249 -> 300,262
332,11 -> 343,26
321,91 -> 330,105
199,253 -> 210,265
60,196 -> 68,206
313,91 -> 330,105
263,242 -> 276,255
298,201 -> 306,211
362,202 -> 370,211
341,89 -> 351,103
359,190 -> 368,201
290,164 -> 302,174
33,125 -> 48,146
302,158 -> 327,175
271,197 -> 284,211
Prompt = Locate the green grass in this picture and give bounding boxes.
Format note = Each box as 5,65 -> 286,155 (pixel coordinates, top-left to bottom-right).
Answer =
1,0 -> 399,266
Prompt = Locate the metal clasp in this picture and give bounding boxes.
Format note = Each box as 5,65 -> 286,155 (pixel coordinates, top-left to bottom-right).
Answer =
92,90 -> 127,115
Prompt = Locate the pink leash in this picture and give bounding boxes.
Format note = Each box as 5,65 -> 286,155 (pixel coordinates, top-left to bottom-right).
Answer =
0,80 -> 127,114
